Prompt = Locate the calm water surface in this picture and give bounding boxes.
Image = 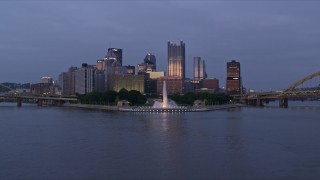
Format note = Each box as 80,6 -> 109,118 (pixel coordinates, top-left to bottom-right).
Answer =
0,102 -> 320,179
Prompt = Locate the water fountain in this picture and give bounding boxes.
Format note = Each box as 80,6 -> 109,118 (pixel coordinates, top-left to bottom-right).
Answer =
120,80 -> 209,112
152,81 -> 178,109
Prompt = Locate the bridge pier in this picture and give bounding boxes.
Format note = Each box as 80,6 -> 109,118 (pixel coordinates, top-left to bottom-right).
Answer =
53,100 -> 64,106
279,98 -> 288,108
17,98 -> 22,107
246,98 -> 264,107
257,98 -> 264,107
37,99 -> 43,106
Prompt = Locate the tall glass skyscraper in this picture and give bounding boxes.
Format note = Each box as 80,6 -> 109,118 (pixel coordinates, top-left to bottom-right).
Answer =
167,41 -> 185,79
194,57 -> 206,81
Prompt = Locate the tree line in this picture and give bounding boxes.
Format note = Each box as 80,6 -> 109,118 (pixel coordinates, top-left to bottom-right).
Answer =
78,88 -> 233,106
77,88 -> 147,105
169,92 -> 233,105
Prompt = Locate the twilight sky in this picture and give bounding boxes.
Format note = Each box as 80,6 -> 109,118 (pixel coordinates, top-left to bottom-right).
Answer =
1,0 -> 320,91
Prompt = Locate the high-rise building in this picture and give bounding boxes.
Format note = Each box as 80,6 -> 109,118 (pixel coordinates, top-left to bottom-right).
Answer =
194,57 -> 207,81
105,48 -> 123,66
102,48 -> 124,90
226,60 -> 241,95
74,63 -> 95,95
94,70 -> 105,92
137,53 -> 156,75
144,53 -> 156,71
168,41 -> 185,79
59,67 -> 77,95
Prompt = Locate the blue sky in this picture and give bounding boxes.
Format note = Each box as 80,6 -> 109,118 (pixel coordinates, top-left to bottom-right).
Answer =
1,0 -> 319,91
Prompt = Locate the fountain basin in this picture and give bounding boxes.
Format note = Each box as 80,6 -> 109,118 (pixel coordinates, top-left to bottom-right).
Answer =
119,106 -> 210,112
118,80 -> 210,113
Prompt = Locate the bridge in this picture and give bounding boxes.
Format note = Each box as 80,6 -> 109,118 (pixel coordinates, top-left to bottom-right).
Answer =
234,71 -> 320,107
0,94 -> 78,107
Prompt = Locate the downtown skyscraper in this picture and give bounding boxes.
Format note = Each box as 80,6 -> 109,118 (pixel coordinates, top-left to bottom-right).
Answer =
194,57 -> 207,81
106,48 -> 123,66
226,60 -> 241,95
167,41 -> 185,79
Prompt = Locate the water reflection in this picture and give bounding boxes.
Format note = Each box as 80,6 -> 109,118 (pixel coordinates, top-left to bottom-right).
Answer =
132,112 -> 185,134
225,112 -> 244,151
129,112 -> 188,178
265,100 -> 320,110
1,104 -> 320,179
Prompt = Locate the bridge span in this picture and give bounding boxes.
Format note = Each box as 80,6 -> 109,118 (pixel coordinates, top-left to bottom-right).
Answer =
0,94 -> 78,107
234,90 -> 320,108
233,71 -> 320,108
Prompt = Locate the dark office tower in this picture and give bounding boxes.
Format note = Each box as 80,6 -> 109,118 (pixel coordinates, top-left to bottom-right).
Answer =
194,57 -> 206,81
226,60 -> 241,95
106,48 -> 123,66
168,41 -> 185,79
144,53 -> 156,71
138,53 -> 157,75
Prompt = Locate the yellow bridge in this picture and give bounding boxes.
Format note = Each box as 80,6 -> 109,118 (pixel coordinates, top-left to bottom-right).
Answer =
233,71 -> 320,107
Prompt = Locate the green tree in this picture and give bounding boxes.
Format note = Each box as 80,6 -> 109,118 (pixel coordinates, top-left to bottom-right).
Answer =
127,90 -> 146,105
183,92 -> 196,105
103,90 -> 118,105
170,92 -> 181,103
118,88 -> 129,100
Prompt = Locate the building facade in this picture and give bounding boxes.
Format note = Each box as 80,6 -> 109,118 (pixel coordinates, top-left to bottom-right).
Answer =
30,83 -> 54,95
226,60 -> 241,95
59,66 -> 77,95
96,60 -> 104,71
74,63 -> 95,95
194,57 -> 207,81
94,70 -> 105,92
146,71 -> 165,79
125,65 -> 135,75
41,77 -> 53,84
156,77 -> 184,96
111,74 -> 145,93
168,41 -> 185,79
195,78 -> 219,94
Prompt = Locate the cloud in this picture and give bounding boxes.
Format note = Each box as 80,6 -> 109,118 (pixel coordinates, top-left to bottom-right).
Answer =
0,1 -> 319,89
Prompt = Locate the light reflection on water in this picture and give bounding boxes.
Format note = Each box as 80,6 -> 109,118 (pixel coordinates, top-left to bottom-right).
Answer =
265,100 -> 320,109
0,102 -> 320,179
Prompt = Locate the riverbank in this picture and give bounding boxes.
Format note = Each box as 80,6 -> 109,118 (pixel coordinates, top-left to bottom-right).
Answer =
63,103 -> 244,112
63,103 -> 119,111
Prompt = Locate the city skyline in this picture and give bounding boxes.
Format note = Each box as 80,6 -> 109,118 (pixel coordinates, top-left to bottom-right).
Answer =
1,1 -> 320,91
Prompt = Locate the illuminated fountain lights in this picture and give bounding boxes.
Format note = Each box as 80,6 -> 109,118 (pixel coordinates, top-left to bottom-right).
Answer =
121,81 -> 209,113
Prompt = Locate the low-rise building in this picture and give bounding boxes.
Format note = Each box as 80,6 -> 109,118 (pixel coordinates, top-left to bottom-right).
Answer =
157,77 -> 184,96
111,74 -> 145,93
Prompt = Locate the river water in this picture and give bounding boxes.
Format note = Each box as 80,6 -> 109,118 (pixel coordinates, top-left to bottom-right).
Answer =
0,102 -> 320,179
